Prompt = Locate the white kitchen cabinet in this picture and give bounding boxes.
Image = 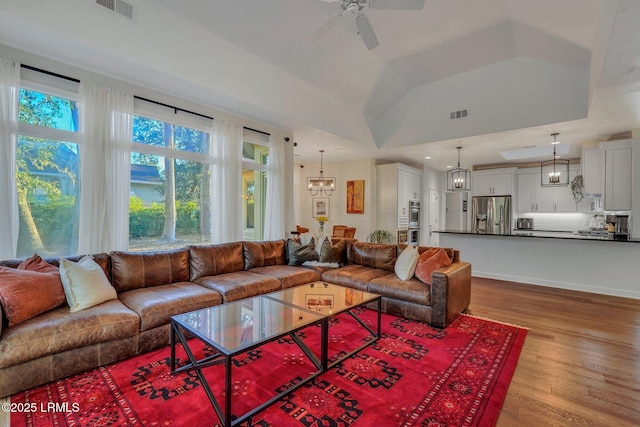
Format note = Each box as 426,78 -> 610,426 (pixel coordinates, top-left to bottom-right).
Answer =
517,172 -> 536,212
516,167 -> 578,213
601,140 -> 632,211
376,163 -> 422,232
405,171 -> 421,201
582,146 -> 603,196
472,168 -> 516,196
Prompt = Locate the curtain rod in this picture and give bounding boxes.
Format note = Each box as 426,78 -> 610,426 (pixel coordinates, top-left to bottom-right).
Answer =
243,126 -> 270,137
21,64 -> 214,120
21,64 -> 272,136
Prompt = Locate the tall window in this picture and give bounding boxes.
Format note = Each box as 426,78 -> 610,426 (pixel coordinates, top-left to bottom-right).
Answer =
242,138 -> 269,241
17,87 -> 79,257
129,112 -> 212,251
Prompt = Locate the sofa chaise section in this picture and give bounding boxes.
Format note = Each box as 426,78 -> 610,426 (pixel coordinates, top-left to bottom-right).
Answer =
0,253 -> 140,397
323,242 -> 471,328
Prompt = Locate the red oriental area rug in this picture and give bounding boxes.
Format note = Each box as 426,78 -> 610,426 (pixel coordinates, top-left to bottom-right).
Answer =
11,310 -> 527,427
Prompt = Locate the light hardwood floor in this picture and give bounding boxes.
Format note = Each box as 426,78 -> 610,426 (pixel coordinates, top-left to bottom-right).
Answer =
468,277 -> 640,427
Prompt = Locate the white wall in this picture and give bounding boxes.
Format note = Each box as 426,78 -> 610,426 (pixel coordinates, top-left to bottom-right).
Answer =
295,158 -> 376,242
421,165 -> 446,245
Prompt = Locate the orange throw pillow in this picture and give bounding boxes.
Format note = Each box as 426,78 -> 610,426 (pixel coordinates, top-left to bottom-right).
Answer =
0,254 -> 66,326
414,248 -> 452,285
17,253 -> 59,273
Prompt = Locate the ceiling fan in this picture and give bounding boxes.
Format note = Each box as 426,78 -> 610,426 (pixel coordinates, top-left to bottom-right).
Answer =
311,0 -> 425,50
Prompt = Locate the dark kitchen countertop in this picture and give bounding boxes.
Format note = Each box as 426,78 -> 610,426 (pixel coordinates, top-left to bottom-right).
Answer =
436,230 -> 640,243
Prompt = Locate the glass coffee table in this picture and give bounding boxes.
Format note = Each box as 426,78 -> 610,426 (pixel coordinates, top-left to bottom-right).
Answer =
170,282 -> 381,427
268,281 -> 382,370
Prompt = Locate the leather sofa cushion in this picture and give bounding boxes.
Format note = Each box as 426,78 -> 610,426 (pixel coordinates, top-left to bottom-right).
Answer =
195,271 -> 281,302
243,240 -> 286,270
249,265 -> 321,289
321,265 -> 391,291
189,242 -> 245,281
111,248 -> 190,293
368,274 -> 431,306
0,299 -> 139,369
118,282 -> 222,331
351,242 -> 397,272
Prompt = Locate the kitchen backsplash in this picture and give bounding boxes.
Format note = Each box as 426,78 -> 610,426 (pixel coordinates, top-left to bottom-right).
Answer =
516,213 -> 592,231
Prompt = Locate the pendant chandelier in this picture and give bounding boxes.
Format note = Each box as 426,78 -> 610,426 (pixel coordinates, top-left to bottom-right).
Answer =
307,149 -> 335,196
540,133 -> 569,187
447,146 -> 471,192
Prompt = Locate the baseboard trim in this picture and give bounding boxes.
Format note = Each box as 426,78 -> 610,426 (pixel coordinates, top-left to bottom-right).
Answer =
472,271 -> 640,300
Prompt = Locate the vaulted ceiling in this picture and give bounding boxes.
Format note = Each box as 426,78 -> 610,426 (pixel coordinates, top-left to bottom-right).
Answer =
1,0 -> 639,170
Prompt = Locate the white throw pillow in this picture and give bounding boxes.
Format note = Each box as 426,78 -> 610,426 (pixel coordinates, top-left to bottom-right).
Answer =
59,256 -> 117,312
395,245 -> 419,281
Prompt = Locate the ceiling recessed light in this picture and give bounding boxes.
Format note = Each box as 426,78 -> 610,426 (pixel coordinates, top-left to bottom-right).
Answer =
424,156 -> 431,159
446,165 -> 453,169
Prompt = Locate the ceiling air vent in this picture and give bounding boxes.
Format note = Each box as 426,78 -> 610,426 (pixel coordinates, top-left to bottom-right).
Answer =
450,109 -> 468,120
96,0 -> 135,21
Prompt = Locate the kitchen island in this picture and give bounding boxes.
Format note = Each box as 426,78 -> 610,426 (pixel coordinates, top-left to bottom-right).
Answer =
438,231 -> 640,299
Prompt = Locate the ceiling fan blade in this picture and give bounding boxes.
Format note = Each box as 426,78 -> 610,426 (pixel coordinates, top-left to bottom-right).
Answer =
369,0 -> 425,10
308,14 -> 343,43
356,14 -> 379,50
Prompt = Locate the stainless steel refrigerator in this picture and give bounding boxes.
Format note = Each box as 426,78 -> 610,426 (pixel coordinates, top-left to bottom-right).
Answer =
472,195 -> 512,235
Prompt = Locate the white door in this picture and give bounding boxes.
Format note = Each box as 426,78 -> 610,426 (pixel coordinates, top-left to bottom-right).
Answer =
428,188 -> 440,246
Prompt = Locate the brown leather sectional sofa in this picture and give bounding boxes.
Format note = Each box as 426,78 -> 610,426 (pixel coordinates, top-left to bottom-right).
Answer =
0,239 -> 471,397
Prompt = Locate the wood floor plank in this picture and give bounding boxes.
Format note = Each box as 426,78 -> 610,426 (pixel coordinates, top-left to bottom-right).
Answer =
467,277 -> 640,427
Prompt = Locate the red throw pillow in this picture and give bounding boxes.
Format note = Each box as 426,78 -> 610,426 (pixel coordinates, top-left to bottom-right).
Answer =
415,248 -> 452,285
17,253 -> 59,273
0,254 -> 66,326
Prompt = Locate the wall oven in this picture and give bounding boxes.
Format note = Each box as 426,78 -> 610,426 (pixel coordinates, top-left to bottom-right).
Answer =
409,201 -> 420,228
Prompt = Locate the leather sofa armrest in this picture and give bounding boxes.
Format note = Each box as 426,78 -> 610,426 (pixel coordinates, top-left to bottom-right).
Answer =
429,261 -> 471,328
0,304 -> 5,338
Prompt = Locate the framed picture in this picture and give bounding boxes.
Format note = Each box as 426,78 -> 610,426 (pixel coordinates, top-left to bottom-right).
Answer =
312,197 -> 330,218
346,179 -> 365,214
306,294 -> 334,310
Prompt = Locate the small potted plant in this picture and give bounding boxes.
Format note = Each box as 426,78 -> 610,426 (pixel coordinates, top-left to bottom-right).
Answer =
367,229 -> 394,244
316,216 -> 329,233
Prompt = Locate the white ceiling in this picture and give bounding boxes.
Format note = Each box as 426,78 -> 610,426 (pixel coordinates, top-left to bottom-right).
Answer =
1,0 -> 640,171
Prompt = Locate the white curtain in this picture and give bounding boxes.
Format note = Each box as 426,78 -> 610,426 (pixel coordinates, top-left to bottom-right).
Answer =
0,58 -> 19,259
78,82 -> 133,254
263,135 -> 285,240
211,119 -> 243,243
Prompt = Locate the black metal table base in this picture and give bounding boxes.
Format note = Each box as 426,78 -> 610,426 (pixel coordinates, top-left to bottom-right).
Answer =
170,296 -> 381,427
